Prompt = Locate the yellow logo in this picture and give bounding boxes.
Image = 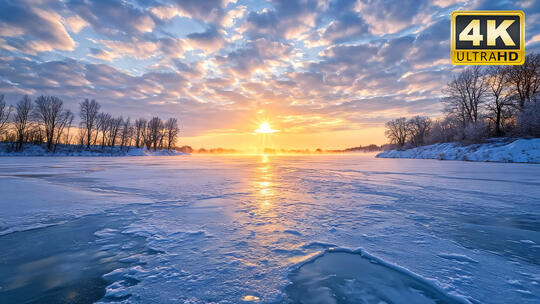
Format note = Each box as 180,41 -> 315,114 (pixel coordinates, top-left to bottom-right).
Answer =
451,11 -> 525,65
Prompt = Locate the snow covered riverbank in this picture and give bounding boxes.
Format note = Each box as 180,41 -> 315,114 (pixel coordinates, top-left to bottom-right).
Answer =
376,138 -> 540,163
0,144 -> 186,156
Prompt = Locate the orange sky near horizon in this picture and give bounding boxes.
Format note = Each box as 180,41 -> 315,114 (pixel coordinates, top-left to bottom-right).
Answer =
3,0 -> 536,152
182,124 -> 387,151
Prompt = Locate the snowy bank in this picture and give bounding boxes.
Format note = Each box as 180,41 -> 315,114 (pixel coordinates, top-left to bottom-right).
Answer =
376,138 -> 540,163
0,143 -> 187,157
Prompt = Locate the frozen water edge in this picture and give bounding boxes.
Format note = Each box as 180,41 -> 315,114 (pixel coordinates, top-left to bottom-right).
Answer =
376,138 -> 540,163
1,155 -> 539,303
0,143 -> 187,157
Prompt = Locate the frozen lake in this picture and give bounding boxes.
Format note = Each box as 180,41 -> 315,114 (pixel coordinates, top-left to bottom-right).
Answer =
0,155 -> 539,303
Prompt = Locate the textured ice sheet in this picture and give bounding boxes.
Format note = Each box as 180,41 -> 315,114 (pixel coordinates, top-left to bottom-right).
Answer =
287,249 -> 468,304
0,155 -> 539,303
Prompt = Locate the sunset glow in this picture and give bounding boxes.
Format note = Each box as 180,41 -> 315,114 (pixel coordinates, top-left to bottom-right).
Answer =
255,122 -> 279,134
0,0 -> 538,151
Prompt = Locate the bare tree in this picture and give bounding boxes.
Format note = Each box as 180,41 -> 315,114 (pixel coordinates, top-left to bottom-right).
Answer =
28,123 -> 43,145
14,96 -> 33,151
385,117 -> 409,147
443,66 -> 487,129
485,66 -> 514,136
407,116 -> 432,147
134,118 -> 146,148
53,109 -> 74,152
77,128 -> 86,146
164,118 -> 179,150
108,117 -> 123,147
33,96 -> 66,151
0,95 -> 12,140
79,99 -> 100,149
119,117 -> 132,150
507,53 -> 540,109
97,112 -> 111,148
63,114 -> 75,146
147,117 -> 163,151
142,121 -> 152,150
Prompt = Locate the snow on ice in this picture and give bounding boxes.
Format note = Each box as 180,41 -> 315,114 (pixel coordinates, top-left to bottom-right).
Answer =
0,143 -> 186,157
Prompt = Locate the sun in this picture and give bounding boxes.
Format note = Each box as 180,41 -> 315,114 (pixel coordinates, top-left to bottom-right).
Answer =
255,122 -> 279,134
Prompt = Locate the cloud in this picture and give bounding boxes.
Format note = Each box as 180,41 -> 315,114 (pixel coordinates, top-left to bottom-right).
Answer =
67,0 -> 155,37
241,0 -> 321,40
222,5 -> 247,28
310,0 -> 370,44
151,0 -> 230,23
64,15 -> 88,33
98,39 -> 160,60
319,13 -> 370,44
354,0 -> 428,34
187,26 -> 227,54
0,0 -> 539,145
92,37 -> 187,61
215,38 -> 292,76
89,48 -> 119,61
0,1 -> 76,54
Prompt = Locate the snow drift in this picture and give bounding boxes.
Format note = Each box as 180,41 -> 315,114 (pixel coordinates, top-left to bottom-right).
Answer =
0,143 -> 186,157
376,138 -> 540,163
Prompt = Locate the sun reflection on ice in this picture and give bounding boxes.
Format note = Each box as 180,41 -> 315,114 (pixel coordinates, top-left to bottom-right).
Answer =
242,295 -> 260,302
252,154 -> 276,212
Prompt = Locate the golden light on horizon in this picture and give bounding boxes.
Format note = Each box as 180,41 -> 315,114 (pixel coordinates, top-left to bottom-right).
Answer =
255,122 -> 279,134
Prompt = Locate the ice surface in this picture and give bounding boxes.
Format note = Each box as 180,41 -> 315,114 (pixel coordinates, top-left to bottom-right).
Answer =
376,138 -> 540,163
0,155 -> 539,303
0,212 -> 155,303
287,249 -> 467,304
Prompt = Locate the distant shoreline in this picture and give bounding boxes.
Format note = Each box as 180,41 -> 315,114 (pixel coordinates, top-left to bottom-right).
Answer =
376,138 -> 540,164
0,143 -> 186,157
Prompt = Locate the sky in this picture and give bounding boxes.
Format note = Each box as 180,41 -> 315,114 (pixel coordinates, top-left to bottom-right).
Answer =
1,0 -> 539,151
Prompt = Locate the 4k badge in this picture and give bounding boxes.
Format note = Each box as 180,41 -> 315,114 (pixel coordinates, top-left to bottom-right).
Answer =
451,11 -> 525,65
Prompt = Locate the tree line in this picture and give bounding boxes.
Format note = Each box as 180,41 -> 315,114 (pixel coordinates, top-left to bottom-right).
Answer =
385,53 -> 540,148
0,96 -> 179,152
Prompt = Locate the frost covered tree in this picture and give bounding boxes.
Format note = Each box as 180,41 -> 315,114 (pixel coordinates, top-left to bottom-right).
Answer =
463,121 -> 488,142
425,116 -> 461,144
507,53 -> 540,109
443,66 -> 487,128
14,95 -> 32,151
79,99 -> 100,149
385,117 -> 409,147
407,116 -> 432,147
384,52 -> 540,147
517,97 -> 540,136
